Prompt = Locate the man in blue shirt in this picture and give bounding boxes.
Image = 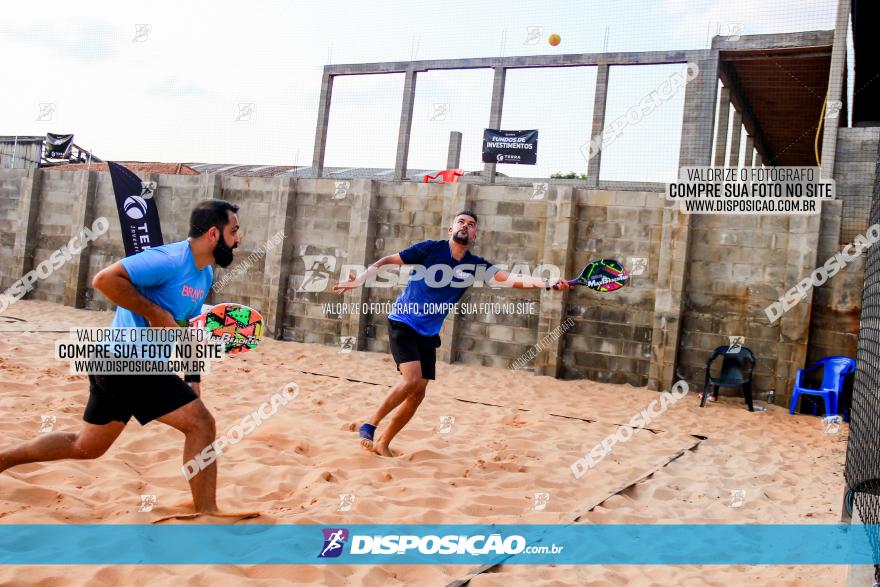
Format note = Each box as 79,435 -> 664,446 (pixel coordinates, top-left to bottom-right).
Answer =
334,210 -> 571,456
0,200 -> 240,515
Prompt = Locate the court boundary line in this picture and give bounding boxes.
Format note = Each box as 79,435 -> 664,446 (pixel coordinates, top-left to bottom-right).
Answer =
445,436 -> 705,587
295,367 -> 714,586
290,369 -> 706,436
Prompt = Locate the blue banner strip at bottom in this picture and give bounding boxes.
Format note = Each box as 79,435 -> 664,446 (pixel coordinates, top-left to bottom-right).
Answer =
0,524 -> 878,565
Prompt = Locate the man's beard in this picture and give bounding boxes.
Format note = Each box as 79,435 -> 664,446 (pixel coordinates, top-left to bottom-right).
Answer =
452,229 -> 470,245
212,235 -> 236,268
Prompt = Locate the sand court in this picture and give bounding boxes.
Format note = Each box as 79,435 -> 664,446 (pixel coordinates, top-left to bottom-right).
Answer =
0,301 -> 847,585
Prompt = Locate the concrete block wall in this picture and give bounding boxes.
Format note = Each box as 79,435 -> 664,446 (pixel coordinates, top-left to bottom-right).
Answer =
0,169 -> 866,402
807,254 -> 862,364
836,128 -> 880,244
85,171 -> 125,311
451,185 -> 543,370
363,181 -> 446,355
562,190 -> 664,385
281,179 -> 353,346
806,128 -> 880,365
679,214 -> 794,398
214,175 -> 285,310
356,182 -> 544,370
0,170 -> 29,289
29,170 -> 82,305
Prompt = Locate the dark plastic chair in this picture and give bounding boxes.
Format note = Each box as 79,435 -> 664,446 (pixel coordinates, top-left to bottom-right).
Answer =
789,356 -> 855,417
700,345 -> 756,411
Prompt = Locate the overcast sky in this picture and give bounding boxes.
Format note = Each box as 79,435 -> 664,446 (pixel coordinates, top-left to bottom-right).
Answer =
0,0 -> 840,181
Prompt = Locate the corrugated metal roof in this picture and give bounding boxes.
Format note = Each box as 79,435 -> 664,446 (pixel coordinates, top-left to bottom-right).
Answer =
0,136 -> 45,144
185,163 -> 298,177
186,163 -> 489,181
47,162 -> 200,175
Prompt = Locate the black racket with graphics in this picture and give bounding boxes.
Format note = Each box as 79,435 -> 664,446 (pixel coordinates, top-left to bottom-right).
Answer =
558,259 -> 630,292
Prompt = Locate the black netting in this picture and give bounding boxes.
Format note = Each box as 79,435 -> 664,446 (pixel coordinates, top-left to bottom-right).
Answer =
843,137 -> 880,581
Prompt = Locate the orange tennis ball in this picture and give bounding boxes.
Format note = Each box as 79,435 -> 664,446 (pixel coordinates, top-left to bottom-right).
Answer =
548,34 -> 561,46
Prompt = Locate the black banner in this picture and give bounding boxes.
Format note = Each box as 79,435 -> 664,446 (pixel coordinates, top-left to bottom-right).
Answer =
481,129 -> 538,165
44,133 -> 74,159
108,161 -> 164,257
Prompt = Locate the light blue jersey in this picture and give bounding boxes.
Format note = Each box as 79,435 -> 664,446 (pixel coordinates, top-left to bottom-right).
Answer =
113,240 -> 213,328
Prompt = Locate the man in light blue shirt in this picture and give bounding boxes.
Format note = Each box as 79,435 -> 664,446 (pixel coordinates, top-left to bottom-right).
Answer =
0,200 -> 240,515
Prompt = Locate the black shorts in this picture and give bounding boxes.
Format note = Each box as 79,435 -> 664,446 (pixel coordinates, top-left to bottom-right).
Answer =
387,318 -> 441,380
84,374 -> 199,426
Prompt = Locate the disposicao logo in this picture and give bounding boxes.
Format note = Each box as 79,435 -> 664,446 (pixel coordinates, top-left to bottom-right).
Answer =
318,528 -> 349,558
324,531 -> 528,556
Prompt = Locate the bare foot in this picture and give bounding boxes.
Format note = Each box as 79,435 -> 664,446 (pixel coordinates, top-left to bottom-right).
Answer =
360,437 -> 374,451
372,441 -> 394,457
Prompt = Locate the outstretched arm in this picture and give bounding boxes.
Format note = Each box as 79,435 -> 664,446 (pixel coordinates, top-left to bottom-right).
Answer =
332,254 -> 405,294
491,270 -> 572,291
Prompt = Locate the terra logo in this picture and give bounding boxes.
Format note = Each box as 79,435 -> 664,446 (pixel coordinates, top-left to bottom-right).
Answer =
319,528 -> 349,558
123,195 -> 148,220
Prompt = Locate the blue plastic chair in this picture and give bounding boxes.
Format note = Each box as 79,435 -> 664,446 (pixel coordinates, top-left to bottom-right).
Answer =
789,356 -> 855,416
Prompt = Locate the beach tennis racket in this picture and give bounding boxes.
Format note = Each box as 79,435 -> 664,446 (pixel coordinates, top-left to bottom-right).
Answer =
188,302 -> 264,355
561,259 -> 629,292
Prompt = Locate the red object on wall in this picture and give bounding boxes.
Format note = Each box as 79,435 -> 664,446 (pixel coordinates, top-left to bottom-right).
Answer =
422,168 -> 464,183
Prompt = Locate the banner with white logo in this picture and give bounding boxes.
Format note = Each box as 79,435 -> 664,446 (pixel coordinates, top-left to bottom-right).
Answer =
44,133 -> 74,159
108,161 -> 164,256
481,129 -> 538,165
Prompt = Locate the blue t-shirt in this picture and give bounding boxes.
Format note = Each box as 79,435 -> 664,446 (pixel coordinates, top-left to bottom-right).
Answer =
112,240 -> 213,329
388,240 -> 498,336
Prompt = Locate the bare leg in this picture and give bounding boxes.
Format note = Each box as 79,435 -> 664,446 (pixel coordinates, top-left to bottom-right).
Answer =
361,362 -> 422,451
0,421 -> 125,473
373,379 -> 428,457
156,400 -> 218,514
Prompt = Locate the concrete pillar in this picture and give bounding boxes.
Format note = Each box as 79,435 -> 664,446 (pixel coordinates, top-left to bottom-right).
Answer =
341,179 -> 379,349
312,72 -> 334,178
63,170 -> 98,308
261,177 -> 297,338
200,172 -> 222,200
648,53 -> 719,391
713,86 -> 732,167
648,205 -> 692,390
534,186 -> 577,377
679,54 -> 720,167
447,131 -> 463,169
587,64 -> 610,188
819,0 -> 851,178
438,182 -> 472,363
774,213 -> 822,406
394,69 -> 418,180
10,168 -> 43,292
728,109 -> 743,168
743,135 -> 755,167
483,66 -> 507,183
